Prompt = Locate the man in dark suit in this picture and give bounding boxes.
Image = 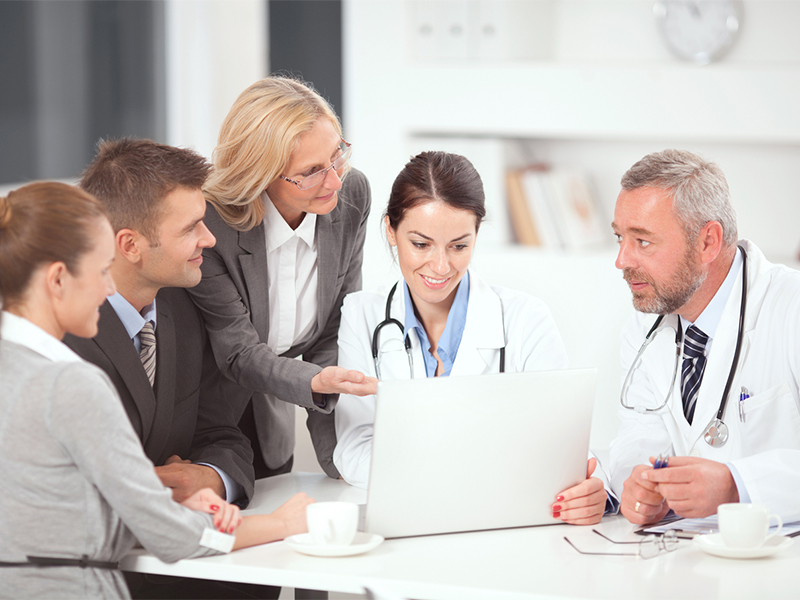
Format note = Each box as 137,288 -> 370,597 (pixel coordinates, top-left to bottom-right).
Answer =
64,138 -> 254,506
64,138 -> 276,599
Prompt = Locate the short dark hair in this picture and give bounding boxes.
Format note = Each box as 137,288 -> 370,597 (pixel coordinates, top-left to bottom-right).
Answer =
385,151 -> 486,232
80,137 -> 212,243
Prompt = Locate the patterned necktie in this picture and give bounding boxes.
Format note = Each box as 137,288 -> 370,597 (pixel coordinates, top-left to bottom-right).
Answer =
139,321 -> 157,386
681,325 -> 708,425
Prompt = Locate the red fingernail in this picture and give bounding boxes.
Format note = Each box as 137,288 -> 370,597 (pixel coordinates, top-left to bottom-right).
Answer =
228,526 -> 234,534
553,512 -> 561,518
556,495 -> 565,502
553,504 -> 562,512
219,528 -> 225,533
210,505 -> 220,511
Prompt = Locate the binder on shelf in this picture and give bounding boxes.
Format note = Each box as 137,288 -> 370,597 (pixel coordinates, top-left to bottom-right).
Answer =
544,168 -> 607,250
505,164 -> 607,251
505,168 -> 540,246
519,166 -> 563,249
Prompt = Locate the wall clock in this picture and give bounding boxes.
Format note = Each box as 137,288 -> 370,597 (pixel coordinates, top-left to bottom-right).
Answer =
654,0 -> 742,65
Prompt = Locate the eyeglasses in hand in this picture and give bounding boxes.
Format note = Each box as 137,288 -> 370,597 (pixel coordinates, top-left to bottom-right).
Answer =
564,529 -> 679,559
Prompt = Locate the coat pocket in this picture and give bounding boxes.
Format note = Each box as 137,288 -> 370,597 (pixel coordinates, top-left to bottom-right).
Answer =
740,382 -> 800,455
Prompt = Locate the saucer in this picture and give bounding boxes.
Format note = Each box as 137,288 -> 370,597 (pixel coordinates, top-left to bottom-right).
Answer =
694,533 -> 793,559
285,532 -> 384,557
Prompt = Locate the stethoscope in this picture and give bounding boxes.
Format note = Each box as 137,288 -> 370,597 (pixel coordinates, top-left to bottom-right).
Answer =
620,244 -> 748,448
371,282 -> 506,380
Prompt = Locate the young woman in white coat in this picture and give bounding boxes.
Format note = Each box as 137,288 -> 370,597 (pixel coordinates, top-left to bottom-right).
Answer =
333,152 -> 608,526
0,183 -> 311,599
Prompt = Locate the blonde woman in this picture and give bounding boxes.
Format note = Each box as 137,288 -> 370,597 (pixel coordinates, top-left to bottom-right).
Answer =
188,76 -> 376,480
0,182 -> 312,599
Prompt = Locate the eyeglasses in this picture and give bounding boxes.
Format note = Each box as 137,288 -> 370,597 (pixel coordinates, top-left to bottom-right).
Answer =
278,140 -> 352,190
564,529 -> 679,559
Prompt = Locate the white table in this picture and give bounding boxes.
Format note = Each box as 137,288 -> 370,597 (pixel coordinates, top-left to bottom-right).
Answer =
121,473 -> 800,600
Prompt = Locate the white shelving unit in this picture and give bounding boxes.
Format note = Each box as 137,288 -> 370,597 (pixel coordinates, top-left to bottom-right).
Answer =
343,0 -> 800,450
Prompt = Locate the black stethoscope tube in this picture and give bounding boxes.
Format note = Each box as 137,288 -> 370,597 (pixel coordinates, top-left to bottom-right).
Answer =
371,281 -> 506,377
715,244 -> 748,422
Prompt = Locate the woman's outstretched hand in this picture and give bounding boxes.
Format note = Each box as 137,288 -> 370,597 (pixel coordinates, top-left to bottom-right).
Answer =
311,366 -> 378,396
273,492 -> 315,539
181,487 -> 242,534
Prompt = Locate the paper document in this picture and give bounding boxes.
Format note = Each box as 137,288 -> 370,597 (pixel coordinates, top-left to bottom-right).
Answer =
639,515 -> 800,538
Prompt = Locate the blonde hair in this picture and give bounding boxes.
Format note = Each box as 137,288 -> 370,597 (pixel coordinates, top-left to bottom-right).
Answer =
204,76 -> 344,231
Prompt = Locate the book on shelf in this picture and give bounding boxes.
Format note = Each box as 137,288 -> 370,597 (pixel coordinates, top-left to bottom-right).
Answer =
504,164 -> 607,251
504,167 -> 540,246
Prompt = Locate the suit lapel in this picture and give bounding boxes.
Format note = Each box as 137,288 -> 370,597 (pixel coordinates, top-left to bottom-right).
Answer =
145,298 -> 177,461
238,224 -> 270,343
314,211 -> 342,340
93,301 -> 156,441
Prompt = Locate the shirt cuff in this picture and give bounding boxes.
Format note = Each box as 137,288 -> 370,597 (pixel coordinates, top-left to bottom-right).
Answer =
312,392 -> 336,409
197,462 -> 243,504
726,462 -> 751,503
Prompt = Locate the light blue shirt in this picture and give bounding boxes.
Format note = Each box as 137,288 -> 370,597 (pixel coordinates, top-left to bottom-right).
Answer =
107,292 -> 157,353
679,248 -> 750,502
402,272 -> 470,378
106,292 -> 241,503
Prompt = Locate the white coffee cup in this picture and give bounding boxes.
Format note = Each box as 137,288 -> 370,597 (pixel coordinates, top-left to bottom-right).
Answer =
718,503 -> 782,548
306,502 -> 359,546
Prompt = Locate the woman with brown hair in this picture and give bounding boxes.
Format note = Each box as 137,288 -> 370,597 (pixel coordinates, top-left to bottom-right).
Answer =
333,152 -> 611,525
0,182 -> 311,599
188,76 -> 376,479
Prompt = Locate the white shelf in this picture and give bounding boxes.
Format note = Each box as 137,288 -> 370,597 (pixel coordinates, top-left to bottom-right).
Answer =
402,64 -> 800,144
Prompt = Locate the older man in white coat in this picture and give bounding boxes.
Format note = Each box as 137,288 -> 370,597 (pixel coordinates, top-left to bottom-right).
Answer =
609,149 -> 800,525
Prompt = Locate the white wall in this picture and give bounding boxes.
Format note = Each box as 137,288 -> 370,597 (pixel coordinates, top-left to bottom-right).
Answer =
165,0 -> 267,158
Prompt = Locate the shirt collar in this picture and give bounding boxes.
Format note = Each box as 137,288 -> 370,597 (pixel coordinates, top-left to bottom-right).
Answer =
0,311 -> 82,362
437,272 -> 470,361
107,292 -> 157,341
681,246 -> 743,341
402,272 -> 471,376
262,192 -> 317,253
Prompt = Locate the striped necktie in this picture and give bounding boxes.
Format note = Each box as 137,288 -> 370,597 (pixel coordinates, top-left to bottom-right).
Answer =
681,325 -> 708,425
139,321 -> 157,386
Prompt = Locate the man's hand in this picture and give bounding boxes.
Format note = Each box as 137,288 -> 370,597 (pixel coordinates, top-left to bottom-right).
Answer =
620,463 -> 670,525
552,458 -> 607,525
311,366 -> 378,396
155,455 -> 225,502
641,455 -> 739,518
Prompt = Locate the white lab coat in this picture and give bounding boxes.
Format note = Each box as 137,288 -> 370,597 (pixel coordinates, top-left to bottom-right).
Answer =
609,240 -> 800,521
333,270 -> 570,488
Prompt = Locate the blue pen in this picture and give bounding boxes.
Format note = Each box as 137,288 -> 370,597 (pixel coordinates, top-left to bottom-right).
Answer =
739,386 -> 750,423
654,453 -> 671,469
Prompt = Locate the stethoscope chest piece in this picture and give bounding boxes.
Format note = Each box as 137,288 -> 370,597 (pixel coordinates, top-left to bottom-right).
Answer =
703,417 -> 729,447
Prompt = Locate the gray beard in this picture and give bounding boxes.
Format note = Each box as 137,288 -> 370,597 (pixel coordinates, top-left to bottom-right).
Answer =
624,253 -> 706,315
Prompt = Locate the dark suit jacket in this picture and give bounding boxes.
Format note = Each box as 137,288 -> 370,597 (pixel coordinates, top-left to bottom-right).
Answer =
187,169 -> 371,477
64,287 -> 255,506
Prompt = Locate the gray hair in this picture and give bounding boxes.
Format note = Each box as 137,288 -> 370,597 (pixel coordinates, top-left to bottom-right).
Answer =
621,149 -> 738,245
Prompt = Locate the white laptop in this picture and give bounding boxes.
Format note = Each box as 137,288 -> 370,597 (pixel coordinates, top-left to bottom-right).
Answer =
363,368 -> 596,539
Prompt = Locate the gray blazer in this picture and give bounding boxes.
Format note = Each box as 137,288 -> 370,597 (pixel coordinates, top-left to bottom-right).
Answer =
188,169 -> 371,476
0,340 -> 221,600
